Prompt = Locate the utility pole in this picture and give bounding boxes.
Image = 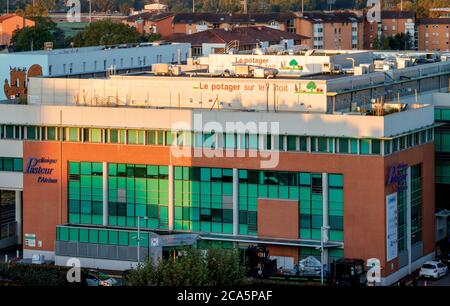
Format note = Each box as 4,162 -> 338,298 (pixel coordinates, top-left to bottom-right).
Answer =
192,0 -> 195,13
6,0 -> 9,14
89,0 -> 92,23
242,0 -> 248,14
302,0 -> 304,14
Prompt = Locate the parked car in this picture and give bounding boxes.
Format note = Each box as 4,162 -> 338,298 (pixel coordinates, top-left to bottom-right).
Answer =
85,270 -> 118,287
419,261 -> 448,279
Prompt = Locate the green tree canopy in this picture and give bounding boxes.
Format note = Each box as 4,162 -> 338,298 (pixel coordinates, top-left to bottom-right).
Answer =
306,81 -> 317,92
11,17 -> 67,51
72,20 -> 142,47
289,59 -> 298,67
125,248 -> 247,286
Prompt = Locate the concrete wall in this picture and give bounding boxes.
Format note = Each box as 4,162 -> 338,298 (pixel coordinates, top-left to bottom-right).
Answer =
0,43 -> 190,100
28,75 -> 329,112
0,104 -> 434,138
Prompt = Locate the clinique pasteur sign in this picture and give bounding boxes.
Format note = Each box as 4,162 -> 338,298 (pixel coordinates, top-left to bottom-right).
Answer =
387,163 -> 408,192
24,157 -> 58,183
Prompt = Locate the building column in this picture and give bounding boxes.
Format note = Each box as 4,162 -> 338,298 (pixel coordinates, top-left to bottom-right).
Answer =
15,190 -> 22,244
406,166 -> 412,275
233,168 -> 239,236
168,165 -> 174,231
102,162 -> 108,226
322,173 -> 329,268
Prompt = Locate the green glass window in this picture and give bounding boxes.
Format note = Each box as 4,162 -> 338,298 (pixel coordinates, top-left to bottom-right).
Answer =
338,138 -> 349,154
137,130 -> 145,145
384,140 -> 391,155
147,130 -> 156,145
26,126 -> 38,140
299,137 -> 307,151
3,158 -> 13,171
371,139 -> 381,155
287,136 -> 297,151
318,137 -> 328,152
5,125 -> 14,139
47,127 -> 56,141
442,109 -> 450,121
360,139 -> 370,155
157,131 -> 164,145
225,133 -> 236,149
166,131 -> 176,146
120,130 -> 126,144
83,128 -> 89,142
13,158 -> 23,172
109,129 -> 119,143
69,128 -> 79,142
91,129 -> 102,143
328,174 -> 343,188
127,130 -> 137,144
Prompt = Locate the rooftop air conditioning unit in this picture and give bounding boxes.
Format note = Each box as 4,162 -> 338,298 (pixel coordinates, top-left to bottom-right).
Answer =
322,62 -> 333,73
234,65 -> 252,77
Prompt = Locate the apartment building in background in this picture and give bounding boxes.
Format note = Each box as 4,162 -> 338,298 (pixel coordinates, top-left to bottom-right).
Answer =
364,10 -> 416,49
171,13 -> 297,36
417,19 -> 450,52
292,12 -> 364,50
122,12 -> 175,37
0,14 -> 35,47
166,26 -> 309,57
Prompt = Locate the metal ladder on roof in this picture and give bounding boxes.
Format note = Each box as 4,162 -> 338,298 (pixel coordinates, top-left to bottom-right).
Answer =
224,40 -> 239,54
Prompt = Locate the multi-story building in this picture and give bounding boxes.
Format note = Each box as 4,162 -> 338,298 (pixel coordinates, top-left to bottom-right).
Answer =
171,13 -> 298,36
166,26 -> 309,57
417,18 -> 450,51
364,11 -> 416,50
295,12 -> 364,50
0,14 -> 34,47
0,50 -> 448,285
122,12 -> 174,37
430,93 -> 450,251
0,42 -> 190,101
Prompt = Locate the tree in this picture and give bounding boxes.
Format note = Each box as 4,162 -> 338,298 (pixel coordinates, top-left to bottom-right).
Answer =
289,59 -> 298,67
381,36 -> 391,50
125,248 -> 246,286
306,81 -> 317,92
372,35 -> 380,50
11,17 -> 67,51
72,20 -> 142,47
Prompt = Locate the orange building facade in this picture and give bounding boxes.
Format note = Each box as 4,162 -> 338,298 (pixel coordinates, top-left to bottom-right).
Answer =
0,14 -> 34,46
10,99 -> 436,286
417,19 -> 450,52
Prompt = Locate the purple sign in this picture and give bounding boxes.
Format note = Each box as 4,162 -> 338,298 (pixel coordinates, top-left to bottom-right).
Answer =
387,163 -> 408,191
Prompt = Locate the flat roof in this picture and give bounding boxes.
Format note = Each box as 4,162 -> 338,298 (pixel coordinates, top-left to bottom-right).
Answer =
111,70 -> 353,81
3,42 -> 186,56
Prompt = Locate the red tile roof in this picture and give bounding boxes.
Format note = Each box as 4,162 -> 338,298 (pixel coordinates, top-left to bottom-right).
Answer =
165,26 -> 309,46
0,14 -> 17,23
417,18 -> 450,25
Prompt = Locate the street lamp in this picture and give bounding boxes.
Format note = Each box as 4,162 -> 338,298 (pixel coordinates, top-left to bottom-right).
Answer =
134,216 -> 148,266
